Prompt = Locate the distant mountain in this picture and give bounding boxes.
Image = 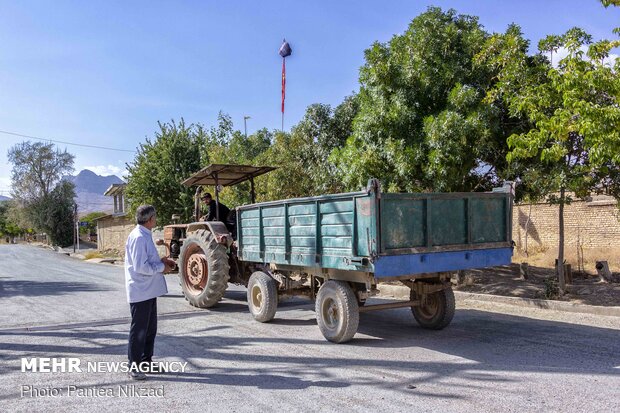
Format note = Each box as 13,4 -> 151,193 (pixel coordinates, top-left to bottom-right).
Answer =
0,195 -> 10,202
66,169 -> 124,194
65,169 -> 125,215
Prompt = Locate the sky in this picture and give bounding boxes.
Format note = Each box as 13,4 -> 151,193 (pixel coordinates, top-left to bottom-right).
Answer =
1,0 -> 619,197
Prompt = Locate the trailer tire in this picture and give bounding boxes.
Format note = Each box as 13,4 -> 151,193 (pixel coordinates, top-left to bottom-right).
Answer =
410,287 -> 455,330
316,280 -> 359,343
247,271 -> 278,322
178,229 -> 230,308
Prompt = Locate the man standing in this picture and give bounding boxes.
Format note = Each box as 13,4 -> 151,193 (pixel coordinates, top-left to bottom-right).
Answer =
125,205 -> 174,380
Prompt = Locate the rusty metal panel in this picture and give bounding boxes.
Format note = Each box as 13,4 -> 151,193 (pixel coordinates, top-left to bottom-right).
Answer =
431,199 -> 467,246
380,198 -> 426,249
470,197 -> 507,243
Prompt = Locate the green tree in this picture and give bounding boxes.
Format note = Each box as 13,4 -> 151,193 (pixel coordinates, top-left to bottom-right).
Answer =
206,122 -> 273,207
260,95 -> 359,200
333,7 -> 527,193
79,211 -> 107,235
479,26 -> 620,292
7,141 -> 76,246
125,119 -> 207,225
0,202 -> 23,242
27,181 -> 76,246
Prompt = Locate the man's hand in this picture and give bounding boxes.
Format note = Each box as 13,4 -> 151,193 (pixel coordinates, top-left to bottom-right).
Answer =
161,257 -> 176,274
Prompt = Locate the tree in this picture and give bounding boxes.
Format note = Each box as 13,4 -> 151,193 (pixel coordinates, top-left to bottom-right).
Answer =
479,26 -> 620,292
0,201 -> 23,242
79,211 -> 107,235
333,7 -> 528,193
125,119 -> 207,225
259,95 -> 359,201
206,120 -> 273,207
27,181 -> 76,246
7,141 -> 76,246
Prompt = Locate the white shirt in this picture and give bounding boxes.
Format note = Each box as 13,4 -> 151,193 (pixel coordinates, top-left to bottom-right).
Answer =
124,225 -> 168,303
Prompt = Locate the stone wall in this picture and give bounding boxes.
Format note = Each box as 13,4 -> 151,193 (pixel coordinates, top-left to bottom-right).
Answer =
97,215 -> 133,254
97,216 -> 167,257
513,195 -> 620,250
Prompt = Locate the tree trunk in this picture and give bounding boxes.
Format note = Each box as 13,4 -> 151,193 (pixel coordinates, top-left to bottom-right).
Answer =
524,203 -> 532,257
557,187 -> 566,293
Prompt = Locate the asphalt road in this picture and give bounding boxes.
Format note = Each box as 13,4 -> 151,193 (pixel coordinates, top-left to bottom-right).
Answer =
0,244 -> 618,412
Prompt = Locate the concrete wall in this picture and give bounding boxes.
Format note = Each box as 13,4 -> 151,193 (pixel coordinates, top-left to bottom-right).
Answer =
513,196 -> 620,250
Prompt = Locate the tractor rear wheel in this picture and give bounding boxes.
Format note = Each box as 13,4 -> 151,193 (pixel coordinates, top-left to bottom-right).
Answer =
410,287 -> 455,330
178,229 -> 230,308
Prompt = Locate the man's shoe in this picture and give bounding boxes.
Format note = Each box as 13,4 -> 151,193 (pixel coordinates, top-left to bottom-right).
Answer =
128,371 -> 147,380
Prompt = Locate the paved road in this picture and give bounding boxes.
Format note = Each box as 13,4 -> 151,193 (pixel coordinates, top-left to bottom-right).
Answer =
0,244 -> 618,412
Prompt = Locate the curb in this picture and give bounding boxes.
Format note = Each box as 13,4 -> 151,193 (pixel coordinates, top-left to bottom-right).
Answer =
377,283 -> 620,318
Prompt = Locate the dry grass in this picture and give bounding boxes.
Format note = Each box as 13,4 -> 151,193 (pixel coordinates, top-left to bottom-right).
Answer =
514,246 -> 620,274
83,251 -> 104,260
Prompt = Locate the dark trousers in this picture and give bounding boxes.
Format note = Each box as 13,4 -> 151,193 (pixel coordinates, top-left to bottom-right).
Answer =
128,298 -> 157,367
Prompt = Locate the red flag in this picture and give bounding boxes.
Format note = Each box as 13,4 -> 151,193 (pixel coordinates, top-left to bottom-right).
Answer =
281,58 -> 286,114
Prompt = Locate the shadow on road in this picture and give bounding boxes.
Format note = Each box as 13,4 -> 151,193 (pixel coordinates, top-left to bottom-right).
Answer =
0,307 -> 618,389
0,280 -> 111,297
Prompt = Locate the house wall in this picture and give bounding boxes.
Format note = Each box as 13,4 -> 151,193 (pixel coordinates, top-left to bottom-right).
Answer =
97,215 -> 134,254
97,216 -> 167,257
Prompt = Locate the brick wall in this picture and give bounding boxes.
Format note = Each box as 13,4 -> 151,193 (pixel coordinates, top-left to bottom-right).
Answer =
513,196 -> 620,250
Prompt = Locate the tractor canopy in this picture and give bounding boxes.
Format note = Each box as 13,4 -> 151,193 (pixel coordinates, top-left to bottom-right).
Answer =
182,164 -> 276,188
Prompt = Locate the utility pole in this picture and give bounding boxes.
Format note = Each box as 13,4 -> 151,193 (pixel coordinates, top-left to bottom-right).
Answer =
244,115 -> 251,138
73,203 -> 77,253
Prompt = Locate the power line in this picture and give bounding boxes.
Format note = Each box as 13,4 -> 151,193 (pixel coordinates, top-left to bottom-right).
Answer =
0,130 -> 137,153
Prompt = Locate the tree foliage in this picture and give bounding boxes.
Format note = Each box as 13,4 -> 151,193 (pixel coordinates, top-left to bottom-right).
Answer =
478,23 -> 620,290
125,119 -> 207,226
79,211 -> 107,235
7,141 -> 76,246
333,7 -> 529,193
0,201 -> 23,241
259,95 -> 358,200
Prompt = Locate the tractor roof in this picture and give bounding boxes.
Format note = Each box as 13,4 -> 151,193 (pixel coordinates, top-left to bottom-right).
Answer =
181,164 -> 276,187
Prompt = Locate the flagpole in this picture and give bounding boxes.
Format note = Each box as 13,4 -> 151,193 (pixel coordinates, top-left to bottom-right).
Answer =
279,39 -> 291,133
281,60 -> 284,131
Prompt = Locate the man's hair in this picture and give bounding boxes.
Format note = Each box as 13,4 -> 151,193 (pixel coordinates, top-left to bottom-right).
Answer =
202,192 -> 212,200
136,205 -> 156,225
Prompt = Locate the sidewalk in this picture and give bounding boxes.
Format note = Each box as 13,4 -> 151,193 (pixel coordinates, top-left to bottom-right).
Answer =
378,283 -> 620,318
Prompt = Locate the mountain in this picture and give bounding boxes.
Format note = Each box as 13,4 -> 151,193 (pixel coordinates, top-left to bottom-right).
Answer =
0,195 -> 10,202
66,169 -> 124,194
65,169 -> 125,214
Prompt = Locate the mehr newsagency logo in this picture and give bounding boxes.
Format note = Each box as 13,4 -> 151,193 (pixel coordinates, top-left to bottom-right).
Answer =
21,357 -> 187,373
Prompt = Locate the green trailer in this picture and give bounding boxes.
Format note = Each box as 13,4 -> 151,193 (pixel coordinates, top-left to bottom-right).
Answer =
163,165 -> 513,343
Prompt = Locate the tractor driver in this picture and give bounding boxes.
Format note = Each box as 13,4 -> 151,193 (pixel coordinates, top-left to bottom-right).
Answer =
200,192 -> 231,223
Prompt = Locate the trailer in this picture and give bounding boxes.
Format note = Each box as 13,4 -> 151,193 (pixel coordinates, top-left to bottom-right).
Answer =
162,164 -> 513,343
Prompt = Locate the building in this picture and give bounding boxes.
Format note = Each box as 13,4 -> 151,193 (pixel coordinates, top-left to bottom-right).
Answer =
95,184 -> 133,254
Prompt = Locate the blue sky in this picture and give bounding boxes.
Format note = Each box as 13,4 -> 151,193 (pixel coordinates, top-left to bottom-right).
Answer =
1,0 -> 619,196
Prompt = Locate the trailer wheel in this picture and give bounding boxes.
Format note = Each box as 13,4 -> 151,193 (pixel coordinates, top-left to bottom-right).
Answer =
247,271 -> 278,322
410,287 -> 455,330
315,280 -> 359,343
178,229 -> 230,308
